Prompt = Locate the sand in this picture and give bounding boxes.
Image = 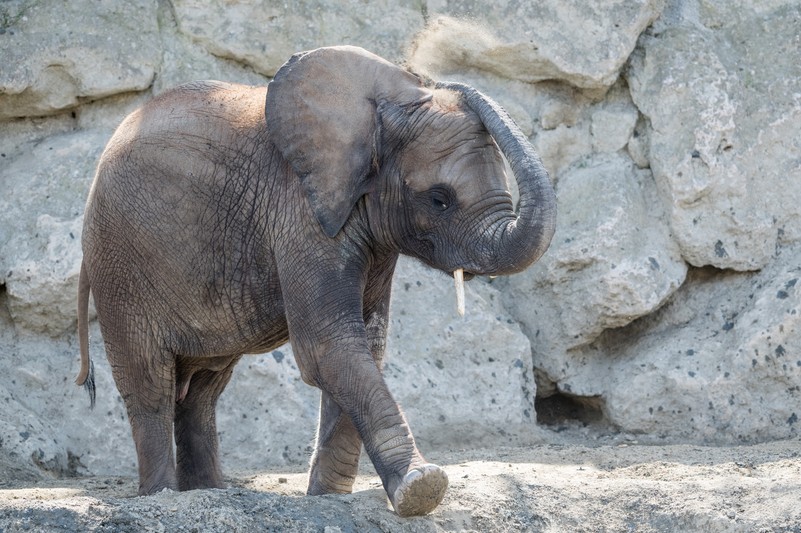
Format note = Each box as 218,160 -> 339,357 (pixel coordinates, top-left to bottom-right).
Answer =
2,430 -> 798,532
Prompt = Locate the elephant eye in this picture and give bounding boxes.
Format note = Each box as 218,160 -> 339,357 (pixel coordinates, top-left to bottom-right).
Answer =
429,189 -> 451,212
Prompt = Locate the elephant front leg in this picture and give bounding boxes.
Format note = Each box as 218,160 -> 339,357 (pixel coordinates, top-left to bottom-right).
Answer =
297,331 -> 448,516
307,278 -> 393,497
281,255 -> 447,515
335,357 -> 448,517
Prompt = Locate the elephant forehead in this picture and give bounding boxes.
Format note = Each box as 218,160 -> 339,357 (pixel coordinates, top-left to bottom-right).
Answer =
403,125 -> 508,196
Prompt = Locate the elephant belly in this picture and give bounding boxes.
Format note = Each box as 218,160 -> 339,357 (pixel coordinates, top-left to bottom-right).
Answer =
169,264 -> 291,360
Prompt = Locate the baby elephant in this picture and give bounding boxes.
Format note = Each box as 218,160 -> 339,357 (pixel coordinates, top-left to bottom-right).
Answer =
75,46 -> 556,516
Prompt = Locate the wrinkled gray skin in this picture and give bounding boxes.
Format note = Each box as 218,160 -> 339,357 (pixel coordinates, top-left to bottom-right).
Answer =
76,46 -> 556,517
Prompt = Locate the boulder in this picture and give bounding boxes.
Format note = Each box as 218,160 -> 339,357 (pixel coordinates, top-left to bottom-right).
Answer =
501,153 -> 687,385
531,81 -> 640,178
511,1 -> 801,438
572,243 -> 801,443
215,345 -> 319,471
0,317 -> 136,478
0,381 -> 72,479
0,130 -> 107,335
153,2 -> 271,94
627,1 -> 801,270
590,83 -> 640,154
0,0 -> 160,120
410,0 -> 666,90
532,124 -> 594,179
4,215 -> 85,335
171,0 -> 425,77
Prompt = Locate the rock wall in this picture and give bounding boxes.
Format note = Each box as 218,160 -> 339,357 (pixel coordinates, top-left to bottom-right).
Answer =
1,0 -> 799,479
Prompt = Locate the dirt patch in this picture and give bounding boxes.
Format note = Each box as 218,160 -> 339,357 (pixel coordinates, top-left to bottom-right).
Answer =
2,434 -> 799,532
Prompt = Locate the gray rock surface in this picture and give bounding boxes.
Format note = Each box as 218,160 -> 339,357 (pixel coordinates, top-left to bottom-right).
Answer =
0,131 -> 104,334
627,1 -> 801,270
411,0 -> 666,90
382,258 -> 536,449
572,242 -> 801,442
172,0 -> 425,77
0,0 -> 160,120
501,153 -> 687,384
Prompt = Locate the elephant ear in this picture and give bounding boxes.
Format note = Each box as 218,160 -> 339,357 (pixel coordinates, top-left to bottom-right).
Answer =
266,46 -> 432,237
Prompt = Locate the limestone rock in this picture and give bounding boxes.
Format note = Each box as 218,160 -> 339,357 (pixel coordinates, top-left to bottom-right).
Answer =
153,2 -> 271,94
0,0 -> 160,120
531,83 -> 640,177
0,382 -> 71,477
5,215 -> 85,335
172,0 -> 424,77
590,84 -> 640,154
0,315 -> 135,478
626,118 -> 651,169
428,75 -> 637,181
533,124 -> 593,179
501,153 -> 687,382
573,243 -> 801,443
627,2 -> 801,269
410,0 -> 666,90
0,130 -> 106,335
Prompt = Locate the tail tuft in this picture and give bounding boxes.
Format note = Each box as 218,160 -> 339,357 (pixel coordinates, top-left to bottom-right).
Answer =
83,359 -> 96,409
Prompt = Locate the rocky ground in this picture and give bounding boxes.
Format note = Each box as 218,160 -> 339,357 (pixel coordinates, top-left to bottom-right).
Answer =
2,432 -> 800,532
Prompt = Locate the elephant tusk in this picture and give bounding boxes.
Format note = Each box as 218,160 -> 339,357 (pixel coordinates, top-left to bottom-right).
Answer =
454,268 -> 465,317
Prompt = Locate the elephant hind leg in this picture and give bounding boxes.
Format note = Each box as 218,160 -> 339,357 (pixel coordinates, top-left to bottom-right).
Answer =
174,356 -> 241,491
105,340 -> 178,495
131,410 -> 178,495
307,390 -> 363,495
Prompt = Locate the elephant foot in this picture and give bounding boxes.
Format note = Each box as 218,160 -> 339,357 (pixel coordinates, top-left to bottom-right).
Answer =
390,464 -> 448,517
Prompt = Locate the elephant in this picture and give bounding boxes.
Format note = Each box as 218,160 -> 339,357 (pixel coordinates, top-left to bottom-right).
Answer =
74,45 -> 556,517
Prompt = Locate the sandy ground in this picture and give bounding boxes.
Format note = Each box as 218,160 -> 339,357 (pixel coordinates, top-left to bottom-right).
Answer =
1,431 -> 799,532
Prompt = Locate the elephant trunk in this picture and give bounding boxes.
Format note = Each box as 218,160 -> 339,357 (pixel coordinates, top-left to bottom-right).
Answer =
436,82 -> 557,276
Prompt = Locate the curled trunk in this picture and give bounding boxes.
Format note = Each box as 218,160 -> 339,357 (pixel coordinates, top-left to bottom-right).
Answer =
436,82 -> 557,276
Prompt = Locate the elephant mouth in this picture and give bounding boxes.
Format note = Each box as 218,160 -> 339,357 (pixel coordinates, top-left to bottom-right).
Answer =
451,270 -> 475,281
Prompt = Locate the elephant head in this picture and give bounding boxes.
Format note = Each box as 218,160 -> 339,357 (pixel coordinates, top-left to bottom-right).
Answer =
266,46 -> 556,286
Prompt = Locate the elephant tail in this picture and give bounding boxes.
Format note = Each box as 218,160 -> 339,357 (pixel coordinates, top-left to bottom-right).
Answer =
75,260 -> 96,409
